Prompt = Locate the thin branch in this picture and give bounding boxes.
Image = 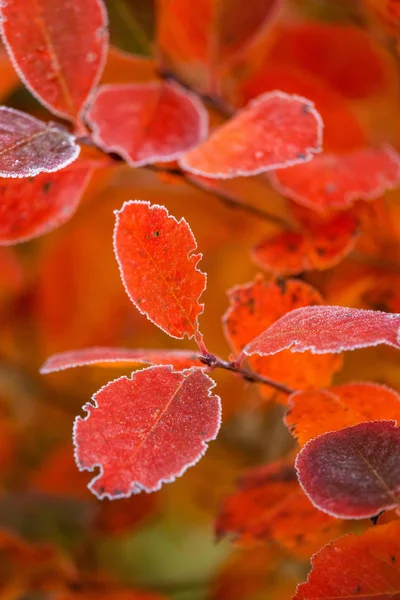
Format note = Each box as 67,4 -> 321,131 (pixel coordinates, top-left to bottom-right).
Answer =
145,164 -> 295,230
199,353 -> 294,395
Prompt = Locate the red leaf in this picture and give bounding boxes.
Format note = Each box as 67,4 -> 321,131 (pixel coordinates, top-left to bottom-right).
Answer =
0,108 -> 80,177
296,420 -> 400,519
114,201 -> 206,340
73,365 -> 221,498
179,91 -> 323,178
85,81 -> 208,166
0,166 -> 92,244
269,146 -> 400,213
0,0 -> 108,123
252,211 -> 359,275
294,521 -> 400,600
216,457 -> 345,555
286,382 -> 400,446
243,306 -> 400,356
40,347 -> 202,373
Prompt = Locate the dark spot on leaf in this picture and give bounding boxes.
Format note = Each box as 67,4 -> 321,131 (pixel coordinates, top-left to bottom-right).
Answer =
276,278 -> 287,294
42,180 -> 53,194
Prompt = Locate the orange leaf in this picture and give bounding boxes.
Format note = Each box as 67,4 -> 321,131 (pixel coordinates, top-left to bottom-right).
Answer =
286,382 -> 400,446
114,201 -> 206,340
294,520 -> 400,599
101,47 -> 158,85
180,91 -> 323,178
252,211 -> 359,275
223,278 -> 342,399
216,457 -> 345,556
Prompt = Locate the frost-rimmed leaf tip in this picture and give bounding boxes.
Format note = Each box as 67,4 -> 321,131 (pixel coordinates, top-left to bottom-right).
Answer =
85,80 -> 209,166
179,90 -> 324,178
0,0 -> 109,124
243,305 -> 400,356
295,420 -> 400,519
113,200 -> 207,340
0,107 -> 80,178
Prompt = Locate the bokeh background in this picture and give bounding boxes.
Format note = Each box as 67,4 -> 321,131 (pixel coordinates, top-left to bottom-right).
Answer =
1,0 -> 400,598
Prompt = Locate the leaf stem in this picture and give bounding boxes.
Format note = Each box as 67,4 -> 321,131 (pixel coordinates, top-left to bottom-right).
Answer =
199,353 -> 294,395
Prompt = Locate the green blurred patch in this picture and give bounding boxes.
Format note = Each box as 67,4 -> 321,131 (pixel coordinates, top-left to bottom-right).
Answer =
105,0 -> 156,55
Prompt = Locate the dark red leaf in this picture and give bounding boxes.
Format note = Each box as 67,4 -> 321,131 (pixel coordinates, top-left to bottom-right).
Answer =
0,108 -> 80,177
0,0 -> 108,123
243,306 -> 400,356
73,365 -> 221,498
0,166 -> 92,244
179,91 -> 323,178
85,81 -> 208,166
269,146 -> 400,213
114,201 -> 206,340
294,521 -> 400,600
40,346 -> 202,373
296,420 -> 400,518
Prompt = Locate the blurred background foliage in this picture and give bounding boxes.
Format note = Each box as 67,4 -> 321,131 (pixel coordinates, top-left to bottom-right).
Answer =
1,0 -> 400,598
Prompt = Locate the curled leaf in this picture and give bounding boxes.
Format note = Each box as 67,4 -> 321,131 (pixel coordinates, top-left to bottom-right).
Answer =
73,365 -> 221,498
85,81 -> 208,166
269,146 -> 400,213
0,0 -> 108,123
0,108 -> 80,178
244,306 -> 400,356
40,347 -> 202,373
114,201 -> 206,340
179,91 -> 323,178
296,420 -> 400,518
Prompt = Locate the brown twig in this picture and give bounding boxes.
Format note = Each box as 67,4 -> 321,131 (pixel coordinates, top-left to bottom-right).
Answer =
199,353 -> 294,395
145,163 -> 295,230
